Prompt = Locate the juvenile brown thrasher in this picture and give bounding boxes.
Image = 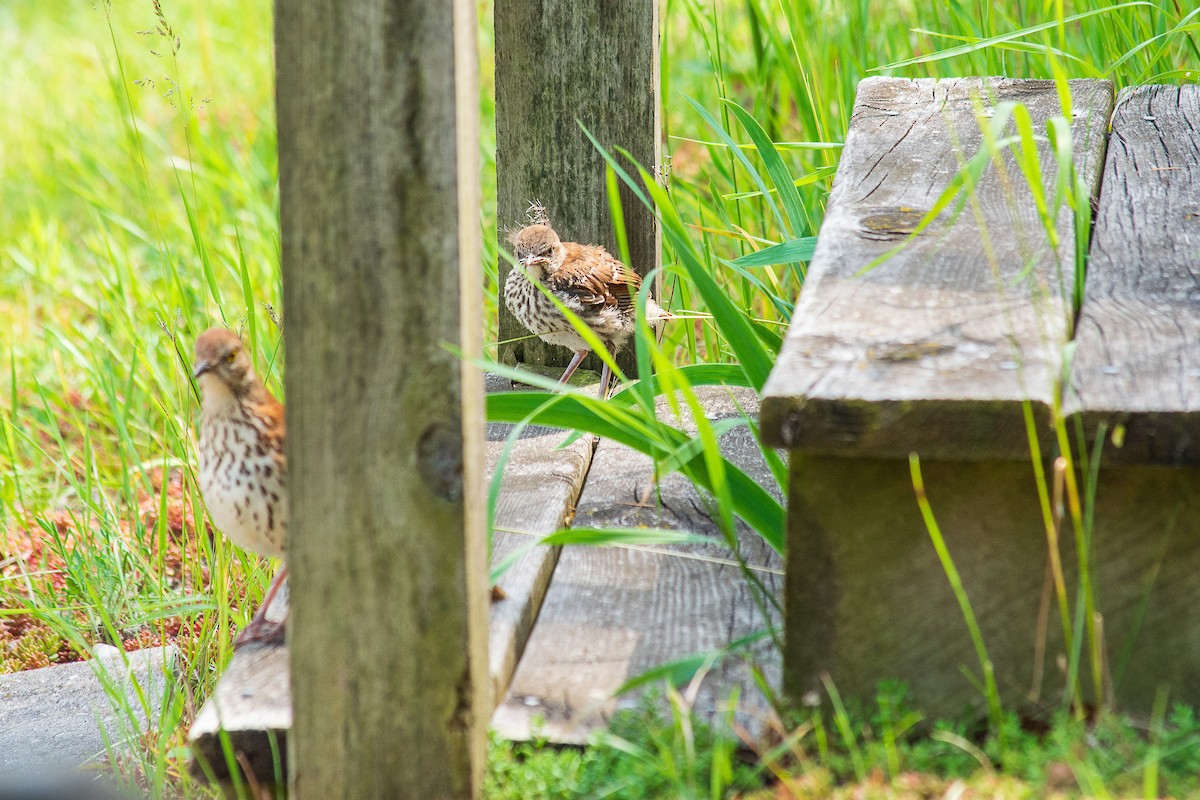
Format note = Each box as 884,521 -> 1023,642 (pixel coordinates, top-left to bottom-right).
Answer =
504,216 -> 670,398
193,327 -> 288,647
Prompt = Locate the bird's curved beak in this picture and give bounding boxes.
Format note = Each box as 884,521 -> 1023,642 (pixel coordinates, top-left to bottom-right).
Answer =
193,360 -> 215,379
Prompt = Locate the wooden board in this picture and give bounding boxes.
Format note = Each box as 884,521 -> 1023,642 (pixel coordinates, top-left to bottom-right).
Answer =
1064,84 -> 1200,465
761,78 -> 1114,460
189,644 -> 291,784
494,0 -> 660,379
189,584 -> 290,782
485,374 -> 597,702
787,454 -> 1200,718
493,387 -> 784,744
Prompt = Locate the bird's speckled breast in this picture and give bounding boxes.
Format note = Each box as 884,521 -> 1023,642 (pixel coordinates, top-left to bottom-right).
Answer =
198,406 -> 287,559
504,267 -> 636,352
505,268 -> 588,347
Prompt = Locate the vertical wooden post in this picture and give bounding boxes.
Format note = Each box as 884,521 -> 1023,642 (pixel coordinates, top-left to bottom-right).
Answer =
495,0 -> 661,379
277,0 -> 487,796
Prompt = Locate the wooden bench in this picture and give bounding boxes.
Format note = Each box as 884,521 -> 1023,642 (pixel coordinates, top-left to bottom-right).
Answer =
762,78 -> 1200,717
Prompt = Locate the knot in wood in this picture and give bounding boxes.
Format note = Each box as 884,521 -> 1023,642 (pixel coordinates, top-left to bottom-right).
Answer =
417,422 -> 464,502
857,207 -> 928,241
866,340 -> 954,363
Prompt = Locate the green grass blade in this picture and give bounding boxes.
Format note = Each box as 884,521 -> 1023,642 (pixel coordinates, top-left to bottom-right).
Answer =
727,238 -> 817,267
723,100 -> 811,236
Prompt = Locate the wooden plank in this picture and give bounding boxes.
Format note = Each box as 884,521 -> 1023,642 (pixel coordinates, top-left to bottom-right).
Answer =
1064,84 -> 1200,465
493,387 -> 783,744
787,456 -> 1057,719
484,374 -> 597,703
277,0 -> 487,796
494,0 -> 660,379
761,78 -> 1114,460
188,585 -> 289,782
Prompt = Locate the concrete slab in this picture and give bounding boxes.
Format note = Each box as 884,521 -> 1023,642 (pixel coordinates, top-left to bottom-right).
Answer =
0,770 -> 131,800
0,646 -> 179,771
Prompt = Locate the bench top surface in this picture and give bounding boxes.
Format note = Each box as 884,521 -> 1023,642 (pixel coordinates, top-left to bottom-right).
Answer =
1063,84 -> 1200,464
763,78 -> 1199,464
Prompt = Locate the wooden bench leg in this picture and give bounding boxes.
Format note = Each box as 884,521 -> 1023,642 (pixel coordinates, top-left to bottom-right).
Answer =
786,454 -> 1200,717
1087,464 -> 1200,710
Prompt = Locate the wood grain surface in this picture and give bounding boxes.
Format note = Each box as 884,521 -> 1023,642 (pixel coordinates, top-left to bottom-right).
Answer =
188,587 -> 291,782
484,375 -> 597,704
495,0 -> 660,379
762,78 -> 1114,459
277,0 -> 488,795
493,387 -> 784,744
787,453 -> 1200,718
1064,84 -> 1200,465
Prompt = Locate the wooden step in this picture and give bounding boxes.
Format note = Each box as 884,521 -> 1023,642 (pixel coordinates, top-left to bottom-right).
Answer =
1064,84 -> 1200,464
493,386 -> 783,744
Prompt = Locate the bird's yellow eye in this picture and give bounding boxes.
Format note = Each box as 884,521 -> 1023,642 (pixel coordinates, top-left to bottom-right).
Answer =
225,351 -> 237,364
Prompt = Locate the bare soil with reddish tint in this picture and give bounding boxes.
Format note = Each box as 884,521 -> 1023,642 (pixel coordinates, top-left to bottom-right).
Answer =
1,468 -> 216,673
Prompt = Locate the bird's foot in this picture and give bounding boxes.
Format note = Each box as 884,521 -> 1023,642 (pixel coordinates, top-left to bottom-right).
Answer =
619,475 -> 659,509
234,617 -> 287,649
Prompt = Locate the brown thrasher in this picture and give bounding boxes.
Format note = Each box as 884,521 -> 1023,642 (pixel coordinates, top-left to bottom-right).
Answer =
504,216 -> 670,398
193,327 -> 288,647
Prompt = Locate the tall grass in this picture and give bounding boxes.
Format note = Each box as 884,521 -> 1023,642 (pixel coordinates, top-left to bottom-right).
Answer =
2,1 -> 277,795
657,0 -> 1196,358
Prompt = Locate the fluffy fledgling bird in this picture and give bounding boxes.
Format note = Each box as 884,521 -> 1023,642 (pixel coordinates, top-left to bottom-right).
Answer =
505,218 -> 670,398
193,328 -> 288,647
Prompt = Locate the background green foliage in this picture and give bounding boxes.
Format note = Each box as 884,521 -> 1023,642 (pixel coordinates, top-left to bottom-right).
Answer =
0,0 -> 1196,795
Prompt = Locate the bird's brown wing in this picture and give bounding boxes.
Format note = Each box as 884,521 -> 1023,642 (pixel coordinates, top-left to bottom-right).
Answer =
248,390 -> 288,472
547,243 -> 641,312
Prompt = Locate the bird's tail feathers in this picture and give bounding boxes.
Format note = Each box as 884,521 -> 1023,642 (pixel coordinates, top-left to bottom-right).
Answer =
644,298 -> 674,324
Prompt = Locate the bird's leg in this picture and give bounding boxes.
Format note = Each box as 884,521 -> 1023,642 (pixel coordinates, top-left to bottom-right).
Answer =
558,349 -> 590,384
234,563 -> 289,648
258,563 -> 289,614
598,362 -> 613,400
629,474 -> 660,508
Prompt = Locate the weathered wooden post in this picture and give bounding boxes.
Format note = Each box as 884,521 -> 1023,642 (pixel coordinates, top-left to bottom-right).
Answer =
495,0 -> 661,380
277,0 -> 487,796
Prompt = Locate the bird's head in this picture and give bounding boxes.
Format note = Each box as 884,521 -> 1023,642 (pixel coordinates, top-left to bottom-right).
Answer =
193,328 -> 256,400
510,223 -> 563,276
